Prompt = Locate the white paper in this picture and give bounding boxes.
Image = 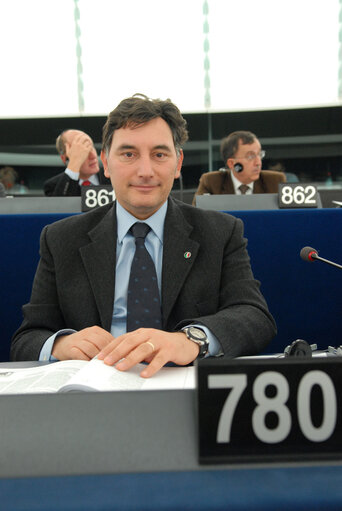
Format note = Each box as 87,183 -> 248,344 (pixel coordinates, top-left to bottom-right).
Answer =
0,359 -> 195,395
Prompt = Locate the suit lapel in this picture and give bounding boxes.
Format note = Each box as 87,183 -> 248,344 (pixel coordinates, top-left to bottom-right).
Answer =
254,177 -> 266,193
79,205 -> 117,331
223,172 -> 235,194
161,199 -> 199,325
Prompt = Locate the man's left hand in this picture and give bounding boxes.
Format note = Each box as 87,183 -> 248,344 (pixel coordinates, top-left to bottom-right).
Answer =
97,328 -> 199,378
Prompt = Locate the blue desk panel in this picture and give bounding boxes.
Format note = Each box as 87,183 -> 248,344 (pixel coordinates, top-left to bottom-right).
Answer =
224,208 -> 341,355
1,213 -> 77,361
1,208 -> 341,361
2,465 -> 342,511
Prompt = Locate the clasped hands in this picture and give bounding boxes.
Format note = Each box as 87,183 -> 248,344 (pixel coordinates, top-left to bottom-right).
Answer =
52,325 -> 199,378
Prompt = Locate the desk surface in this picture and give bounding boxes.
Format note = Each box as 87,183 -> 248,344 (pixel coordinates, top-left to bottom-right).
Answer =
0,196 -> 82,214
1,365 -> 342,509
0,373 -> 205,478
196,193 -> 280,210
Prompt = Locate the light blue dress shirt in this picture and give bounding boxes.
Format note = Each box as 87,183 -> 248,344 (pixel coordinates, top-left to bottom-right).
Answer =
40,200 -> 221,360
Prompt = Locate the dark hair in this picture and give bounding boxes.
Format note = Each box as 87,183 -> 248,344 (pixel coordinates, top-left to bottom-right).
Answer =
102,93 -> 188,155
220,130 -> 258,165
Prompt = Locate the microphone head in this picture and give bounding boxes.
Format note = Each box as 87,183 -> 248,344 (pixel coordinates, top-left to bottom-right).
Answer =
300,246 -> 318,262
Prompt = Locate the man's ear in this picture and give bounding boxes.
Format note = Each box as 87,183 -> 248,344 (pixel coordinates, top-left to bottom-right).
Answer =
101,150 -> 110,178
174,149 -> 184,179
60,154 -> 67,165
226,158 -> 234,170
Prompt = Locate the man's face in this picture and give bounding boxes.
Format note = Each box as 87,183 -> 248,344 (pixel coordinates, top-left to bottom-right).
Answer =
101,117 -> 183,219
63,130 -> 99,177
228,138 -> 263,184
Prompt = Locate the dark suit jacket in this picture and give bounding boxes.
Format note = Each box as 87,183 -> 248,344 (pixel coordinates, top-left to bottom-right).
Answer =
192,169 -> 286,205
11,198 -> 276,361
43,168 -> 111,196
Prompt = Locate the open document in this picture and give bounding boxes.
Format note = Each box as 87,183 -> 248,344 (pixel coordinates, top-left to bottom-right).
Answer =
0,359 -> 195,394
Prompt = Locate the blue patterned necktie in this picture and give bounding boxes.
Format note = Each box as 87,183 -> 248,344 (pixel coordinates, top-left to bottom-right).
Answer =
126,222 -> 162,332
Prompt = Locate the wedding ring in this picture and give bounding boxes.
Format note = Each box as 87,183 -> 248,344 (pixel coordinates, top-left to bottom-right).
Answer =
145,341 -> 155,353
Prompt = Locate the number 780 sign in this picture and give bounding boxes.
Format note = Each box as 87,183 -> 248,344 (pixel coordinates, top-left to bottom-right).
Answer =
197,358 -> 342,464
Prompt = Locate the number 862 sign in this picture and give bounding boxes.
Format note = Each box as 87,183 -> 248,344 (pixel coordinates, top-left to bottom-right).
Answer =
197,358 -> 342,464
278,183 -> 319,208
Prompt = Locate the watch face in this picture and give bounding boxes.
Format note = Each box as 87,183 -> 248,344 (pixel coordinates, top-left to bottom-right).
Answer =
189,327 -> 207,341
183,327 -> 208,358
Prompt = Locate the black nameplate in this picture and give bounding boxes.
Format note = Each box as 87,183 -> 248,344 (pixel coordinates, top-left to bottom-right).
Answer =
197,357 -> 342,464
81,185 -> 115,211
278,183 -> 319,208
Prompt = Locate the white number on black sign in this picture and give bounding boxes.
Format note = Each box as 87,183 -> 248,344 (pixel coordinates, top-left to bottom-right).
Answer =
278,184 -> 318,208
81,186 -> 116,211
209,370 -> 337,444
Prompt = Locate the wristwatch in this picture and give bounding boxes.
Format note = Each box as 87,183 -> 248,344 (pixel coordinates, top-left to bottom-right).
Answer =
182,326 -> 209,358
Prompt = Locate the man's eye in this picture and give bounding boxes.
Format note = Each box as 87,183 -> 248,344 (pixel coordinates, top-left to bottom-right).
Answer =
120,152 -> 135,159
155,152 -> 166,159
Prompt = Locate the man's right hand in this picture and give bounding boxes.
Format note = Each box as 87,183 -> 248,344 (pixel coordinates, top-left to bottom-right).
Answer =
52,326 -> 115,361
65,133 -> 95,174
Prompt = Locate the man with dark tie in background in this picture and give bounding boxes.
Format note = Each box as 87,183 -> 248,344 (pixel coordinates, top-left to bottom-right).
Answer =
192,131 -> 286,204
43,129 -> 111,196
12,95 -> 276,378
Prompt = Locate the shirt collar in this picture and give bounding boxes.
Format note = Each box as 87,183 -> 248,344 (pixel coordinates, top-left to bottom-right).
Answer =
116,201 -> 167,244
80,174 -> 99,186
230,170 -> 254,193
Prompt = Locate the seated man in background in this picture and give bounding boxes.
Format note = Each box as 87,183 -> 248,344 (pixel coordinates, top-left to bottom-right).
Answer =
44,129 -> 111,196
12,95 -> 276,377
0,166 -> 19,191
192,131 -> 286,205
0,166 -> 28,194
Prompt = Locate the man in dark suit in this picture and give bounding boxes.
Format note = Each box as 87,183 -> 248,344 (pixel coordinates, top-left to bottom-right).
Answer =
11,95 -> 276,377
192,131 -> 286,205
43,129 -> 111,196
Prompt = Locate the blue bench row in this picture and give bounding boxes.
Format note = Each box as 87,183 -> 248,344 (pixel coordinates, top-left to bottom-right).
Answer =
1,208 -> 341,361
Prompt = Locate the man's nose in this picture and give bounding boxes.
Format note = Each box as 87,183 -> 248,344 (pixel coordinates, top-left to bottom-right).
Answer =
255,155 -> 262,166
89,148 -> 97,159
137,156 -> 154,177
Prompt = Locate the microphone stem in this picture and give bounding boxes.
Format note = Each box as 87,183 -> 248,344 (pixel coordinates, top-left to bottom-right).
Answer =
315,255 -> 342,269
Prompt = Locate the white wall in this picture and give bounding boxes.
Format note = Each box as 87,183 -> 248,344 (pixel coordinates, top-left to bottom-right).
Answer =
0,0 -> 340,117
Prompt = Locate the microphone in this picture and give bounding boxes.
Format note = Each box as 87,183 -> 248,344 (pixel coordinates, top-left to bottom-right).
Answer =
233,163 -> 243,173
300,246 -> 342,270
0,183 -> 6,197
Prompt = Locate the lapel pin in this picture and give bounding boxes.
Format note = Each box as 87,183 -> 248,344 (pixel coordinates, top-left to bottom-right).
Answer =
184,251 -> 191,259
